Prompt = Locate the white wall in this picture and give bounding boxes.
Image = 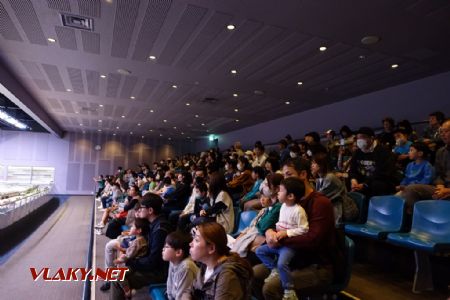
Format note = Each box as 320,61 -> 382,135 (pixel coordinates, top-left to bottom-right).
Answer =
199,71 -> 450,150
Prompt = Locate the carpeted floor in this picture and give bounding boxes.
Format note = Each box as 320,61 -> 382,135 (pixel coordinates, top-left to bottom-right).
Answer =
0,196 -> 92,300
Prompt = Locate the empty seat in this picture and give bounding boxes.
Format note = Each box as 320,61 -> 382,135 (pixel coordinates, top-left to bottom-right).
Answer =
232,210 -> 258,237
148,283 -> 166,300
345,195 -> 405,239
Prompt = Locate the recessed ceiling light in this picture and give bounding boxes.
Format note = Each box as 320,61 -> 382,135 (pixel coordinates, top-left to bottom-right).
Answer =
227,24 -> 235,30
359,55 -> 366,59
361,35 -> 380,45
47,38 -> 56,43
391,64 -> 399,69
172,85 -> 177,89
82,131 -> 86,134
141,136 -> 144,139
168,137 -> 172,140
80,123 -> 83,126
195,114 -> 199,118
98,129 -> 102,132
254,90 -> 264,95
201,123 -> 205,126
98,120 -> 102,122
75,111 -> 79,114
149,129 -> 153,132
100,75 -> 106,78
173,126 -> 177,129
130,96 -> 135,100
99,104 -> 104,107
181,132 -> 184,135
121,115 -> 125,118
285,101 -> 290,105
117,68 -> 132,75
116,126 -> 119,129
148,55 -> 156,60
235,119 -> 239,122
130,132 -> 133,134
150,109 -> 154,113
66,88 -> 72,92
137,123 -> 141,126
297,81 -> 303,86
112,133 -> 116,136
186,102 -> 190,106
233,93 -> 238,97
319,46 -> 327,52
163,119 -> 168,123
234,108 -> 239,112
160,133 -> 163,137
231,69 -> 237,74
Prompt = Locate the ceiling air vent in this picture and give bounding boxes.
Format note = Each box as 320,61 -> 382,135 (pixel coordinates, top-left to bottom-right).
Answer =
61,14 -> 94,31
202,97 -> 219,104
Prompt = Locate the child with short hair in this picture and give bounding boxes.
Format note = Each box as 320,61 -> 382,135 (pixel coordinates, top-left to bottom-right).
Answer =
162,231 -> 199,300
113,218 -> 149,298
256,177 -> 309,300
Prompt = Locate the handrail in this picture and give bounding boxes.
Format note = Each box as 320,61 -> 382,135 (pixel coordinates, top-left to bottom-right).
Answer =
82,198 -> 95,300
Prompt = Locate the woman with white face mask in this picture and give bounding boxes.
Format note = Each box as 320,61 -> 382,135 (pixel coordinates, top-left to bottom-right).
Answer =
349,127 -> 397,198
227,156 -> 255,199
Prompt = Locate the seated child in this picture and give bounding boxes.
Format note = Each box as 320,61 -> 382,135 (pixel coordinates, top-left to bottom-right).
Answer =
256,177 -> 309,300
113,218 -> 149,298
162,231 -> 199,300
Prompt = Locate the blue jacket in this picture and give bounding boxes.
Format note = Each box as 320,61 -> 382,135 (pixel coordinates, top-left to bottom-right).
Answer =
401,160 -> 434,186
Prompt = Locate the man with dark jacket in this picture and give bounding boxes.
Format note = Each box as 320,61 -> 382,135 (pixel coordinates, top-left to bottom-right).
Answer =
110,193 -> 172,300
349,127 -> 397,197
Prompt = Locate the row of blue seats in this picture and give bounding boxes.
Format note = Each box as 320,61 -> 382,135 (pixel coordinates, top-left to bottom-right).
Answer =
344,196 -> 450,292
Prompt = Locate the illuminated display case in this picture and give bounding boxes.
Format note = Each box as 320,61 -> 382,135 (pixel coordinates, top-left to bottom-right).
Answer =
5,166 -> 54,184
7,166 -> 32,183
31,167 -> 55,184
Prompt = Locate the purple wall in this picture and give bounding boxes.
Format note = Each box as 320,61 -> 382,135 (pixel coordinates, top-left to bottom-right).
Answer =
0,130 -> 195,194
196,71 -> 450,150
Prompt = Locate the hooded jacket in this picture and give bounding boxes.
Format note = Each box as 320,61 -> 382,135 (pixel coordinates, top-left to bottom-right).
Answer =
191,253 -> 253,300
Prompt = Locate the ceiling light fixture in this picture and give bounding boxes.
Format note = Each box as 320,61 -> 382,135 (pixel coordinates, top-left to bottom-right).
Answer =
149,55 -> 156,60
172,85 -> 177,89
359,55 -> 366,59
130,132 -> 133,134
141,136 -> 144,139
195,114 -> 199,118
201,123 -> 205,126
117,68 -> 132,75
79,123 -> 83,126
231,69 -> 237,74
116,126 -> 119,129
47,38 -> 56,43
130,96 -> 135,100
149,129 -> 153,132
361,35 -> 380,45
234,108 -> 239,112
168,137 -> 172,141
100,75 -> 106,78
297,81 -> 303,86
121,115 -> 125,118
66,88 -> 72,92
112,133 -> 116,136
227,24 -> 235,30
150,109 -> 154,113
98,120 -> 102,122
160,133 -> 163,137
319,46 -> 327,52
181,132 -> 184,135
163,119 -> 167,123
235,119 -> 239,122
99,104 -> 104,107
98,129 -> 102,132
137,123 -> 141,126
186,102 -> 190,106
391,64 -> 399,69
233,93 -> 238,97
285,101 -> 290,105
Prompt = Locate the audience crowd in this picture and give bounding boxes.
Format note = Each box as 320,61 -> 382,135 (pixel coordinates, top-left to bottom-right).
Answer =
91,111 -> 449,300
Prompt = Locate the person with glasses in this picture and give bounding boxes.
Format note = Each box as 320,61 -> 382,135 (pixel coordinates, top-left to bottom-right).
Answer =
109,193 -> 173,300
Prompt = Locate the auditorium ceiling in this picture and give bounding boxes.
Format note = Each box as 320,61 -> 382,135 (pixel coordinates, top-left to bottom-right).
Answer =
0,0 -> 449,139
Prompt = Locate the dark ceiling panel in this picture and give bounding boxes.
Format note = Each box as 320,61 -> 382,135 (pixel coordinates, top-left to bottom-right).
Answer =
110,0 -> 140,58
42,64 -> 66,92
55,26 -> 77,50
20,60 -> 51,91
137,78 -> 159,102
78,0 -> 101,18
46,0 -> 71,12
67,67 -> 85,94
81,31 -> 100,54
158,4 -> 208,66
105,73 -> 122,98
86,70 -> 100,96
8,0 -> 47,45
0,2 -> 23,41
131,0 -> 172,61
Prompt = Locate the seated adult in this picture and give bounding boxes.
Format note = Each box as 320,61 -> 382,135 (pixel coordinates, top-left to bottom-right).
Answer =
240,166 -> 265,211
230,174 -> 283,259
189,222 -> 253,299
164,171 -> 193,211
109,193 -> 172,299
349,127 -> 397,197
227,156 -> 255,199
404,119 -> 450,206
252,158 -> 339,300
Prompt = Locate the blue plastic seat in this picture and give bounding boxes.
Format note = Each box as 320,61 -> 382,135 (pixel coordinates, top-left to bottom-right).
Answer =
346,192 -> 367,224
345,195 -> 405,239
232,210 -> 258,237
387,200 -> 450,253
327,236 -> 355,294
149,283 -> 166,300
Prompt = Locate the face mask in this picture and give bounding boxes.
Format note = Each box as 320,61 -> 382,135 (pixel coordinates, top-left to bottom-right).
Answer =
290,152 -> 297,158
306,150 -> 312,157
237,164 -> 243,171
224,164 -> 230,171
357,139 -> 368,150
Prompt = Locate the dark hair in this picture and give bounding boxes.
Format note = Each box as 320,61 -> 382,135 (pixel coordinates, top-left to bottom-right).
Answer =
252,166 -> 266,179
134,218 -> 150,237
356,126 -> 375,137
396,120 -> 413,135
429,111 -> 445,124
197,222 -> 229,256
165,231 -> 192,259
305,131 -> 321,144
163,176 -> 172,185
180,171 -> 193,185
312,152 -> 330,175
254,143 -> 265,152
140,193 -> 163,215
281,177 -> 305,201
237,156 -> 251,170
265,157 -> 280,172
195,182 -> 208,193
340,126 -> 353,138
283,158 -> 311,178
410,141 -> 429,158
278,139 -> 288,147
208,172 -> 227,200
225,158 -> 237,169
382,117 -> 395,127
267,173 -> 284,191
